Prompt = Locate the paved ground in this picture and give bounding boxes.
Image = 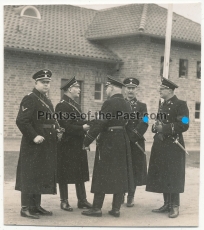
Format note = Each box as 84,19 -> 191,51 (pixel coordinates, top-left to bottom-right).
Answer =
3,151 -> 200,227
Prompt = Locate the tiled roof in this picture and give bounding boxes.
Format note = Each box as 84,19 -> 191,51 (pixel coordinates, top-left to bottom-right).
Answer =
86,4 -> 144,39
86,4 -> 201,45
4,5 -> 122,63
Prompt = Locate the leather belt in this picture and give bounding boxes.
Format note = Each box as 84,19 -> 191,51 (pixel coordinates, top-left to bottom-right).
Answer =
107,126 -> 124,131
42,124 -> 55,129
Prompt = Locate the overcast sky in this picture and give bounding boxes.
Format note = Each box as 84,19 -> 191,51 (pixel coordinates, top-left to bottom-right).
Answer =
78,3 -> 201,24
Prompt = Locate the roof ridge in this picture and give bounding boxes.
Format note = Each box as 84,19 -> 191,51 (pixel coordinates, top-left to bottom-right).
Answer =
139,4 -> 148,32
85,10 -> 100,38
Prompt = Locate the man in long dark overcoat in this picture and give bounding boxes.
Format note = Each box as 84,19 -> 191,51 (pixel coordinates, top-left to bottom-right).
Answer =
55,77 -> 92,211
146,77 -> 189,218
15,69 -> 58,219
81,76 -> 134,218
123,77 -> 148,207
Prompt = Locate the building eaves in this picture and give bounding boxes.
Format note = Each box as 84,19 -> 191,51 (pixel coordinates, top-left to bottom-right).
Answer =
86,4 -> 201,45
4,5 -> 122,63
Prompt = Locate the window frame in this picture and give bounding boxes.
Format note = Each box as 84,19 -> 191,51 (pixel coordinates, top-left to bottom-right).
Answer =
94,83 -> 103,102
179,59 -> 188,78
195,102 -> 201,121
197,61 -> 201,80
20,6 -> 41,19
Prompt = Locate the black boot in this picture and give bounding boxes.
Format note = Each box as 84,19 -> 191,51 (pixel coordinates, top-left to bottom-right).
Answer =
30,206 -> 53,216
21,193 -> 39,219
76,183 -> 92,209
121,193 -> 125,204
82,193 -> 104,217
59,183 -> 73,211
81,208 -> 102,217
29,194 -> 53,216
127,186 -> 136,207
127,196 -> 134,207
168,193 -> 180,218
21,206 -> 39,219
169,205 -> 179,218
108,193 -> 123,217
78,200 -> 92,209
152,193 -> 170,213
60,200 -> 73,212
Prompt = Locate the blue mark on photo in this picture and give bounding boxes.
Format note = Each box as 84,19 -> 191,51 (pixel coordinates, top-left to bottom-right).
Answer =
143,116 -> 149,123
182,116 -> 189,124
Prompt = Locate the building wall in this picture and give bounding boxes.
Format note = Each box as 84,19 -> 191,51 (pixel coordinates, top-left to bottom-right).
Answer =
100,35 -> 201,148
4,36 -> 201,149
4,50 -> 114,138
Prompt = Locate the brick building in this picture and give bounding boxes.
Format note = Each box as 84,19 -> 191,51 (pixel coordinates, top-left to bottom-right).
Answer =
4,4 -> 201,149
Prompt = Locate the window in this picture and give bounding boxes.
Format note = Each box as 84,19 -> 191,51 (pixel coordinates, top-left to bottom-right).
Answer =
179,59 -> 188,78
195,102 -> 200,120
94,83 -> 103,101
197,61 -> 201,79
20,6 -> 41,19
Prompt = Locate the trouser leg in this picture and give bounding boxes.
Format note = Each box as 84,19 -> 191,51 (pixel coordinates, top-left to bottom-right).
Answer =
76,183 -> 92,209
163,193 -> 170,205
33,194 -> 41,207
20,193 -> 40,219
59,183 -> 68,200
152,193 -> 170,213
21,193 -> 35,207
75,183 -> 86,201
169,193 -> 180,218
112,193 -> 123,211
93,193 -> 105,210
170,193 -> 180,206
59,183 -> 73,211
127,184 -> 137,207
127,184 -> 137,198
81,193 -> 104,217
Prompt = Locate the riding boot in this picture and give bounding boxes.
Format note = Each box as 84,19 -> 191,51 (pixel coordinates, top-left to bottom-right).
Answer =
76,183 -> 92,209
59,183 -> 73,211
152,193 -> 170,213
169,193 -> 180,218
81,193 -> 105,217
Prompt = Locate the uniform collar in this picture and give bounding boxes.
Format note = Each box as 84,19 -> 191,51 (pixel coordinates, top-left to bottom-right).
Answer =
165,95 -> 178,105
62,94 -> 80,107
110,93 -> 124,99
126,97 -> 138,105
33,88 -> 47,100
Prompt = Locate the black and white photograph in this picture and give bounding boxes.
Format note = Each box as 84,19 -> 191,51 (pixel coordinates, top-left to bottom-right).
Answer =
2,0 -> 202,228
